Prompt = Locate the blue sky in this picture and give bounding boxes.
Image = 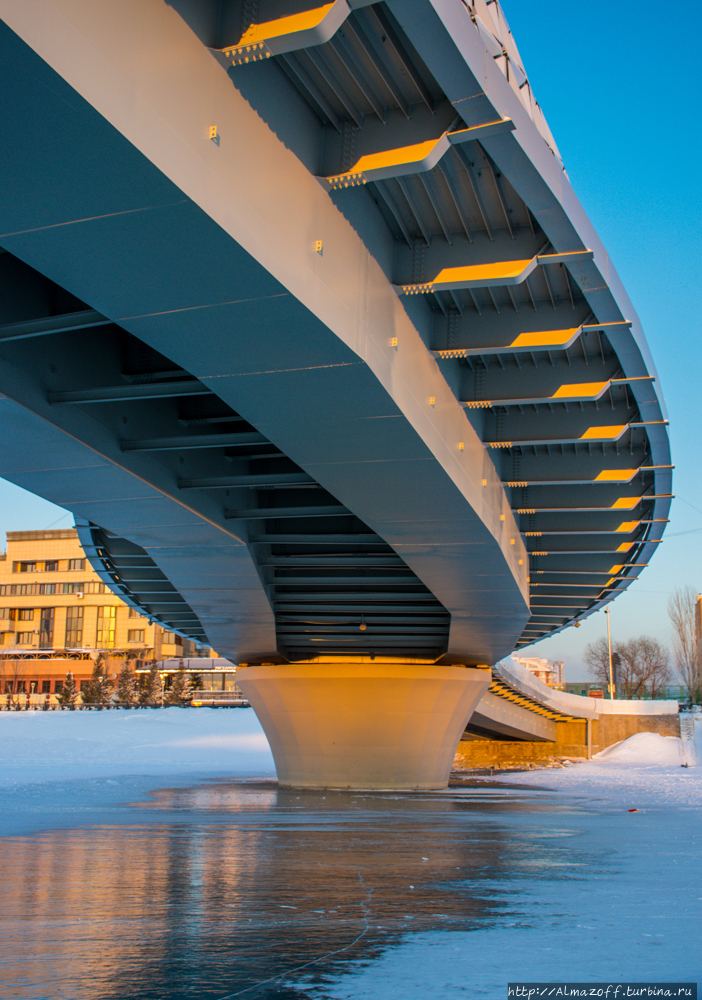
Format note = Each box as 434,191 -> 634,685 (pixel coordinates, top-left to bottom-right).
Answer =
501,0 -> 702,675
0,1 -> 699,678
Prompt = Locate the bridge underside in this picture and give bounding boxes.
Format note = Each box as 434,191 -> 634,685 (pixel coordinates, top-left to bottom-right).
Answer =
0,0 -> 670,787
0,6 -> 535,665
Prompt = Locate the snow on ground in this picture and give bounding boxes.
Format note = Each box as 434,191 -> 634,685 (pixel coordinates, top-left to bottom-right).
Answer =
0,706 -> 273,787
480,729 -> 702,810
0,706 -> 275,836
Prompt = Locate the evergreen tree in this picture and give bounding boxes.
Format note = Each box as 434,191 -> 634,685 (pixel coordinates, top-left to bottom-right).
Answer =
116,661 -> 139,706
165,660 -> 191,706
139,662 -> 160,706
57,672 -> 78,709
81,657 -> 114,706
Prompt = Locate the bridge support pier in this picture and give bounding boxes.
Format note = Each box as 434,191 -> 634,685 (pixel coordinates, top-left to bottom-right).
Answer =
235,659 -> 491,790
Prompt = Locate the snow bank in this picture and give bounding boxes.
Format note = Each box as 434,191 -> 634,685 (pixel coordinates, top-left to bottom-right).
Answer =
487,722 -> 702,809
593,731 -> 682,766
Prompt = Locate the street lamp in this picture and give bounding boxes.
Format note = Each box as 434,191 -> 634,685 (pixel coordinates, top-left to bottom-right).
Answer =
604,607 -> 615,700
159,671 -> 166,708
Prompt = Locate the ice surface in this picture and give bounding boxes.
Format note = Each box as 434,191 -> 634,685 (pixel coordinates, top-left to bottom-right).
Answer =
0,709 -> 699,997
289,722 -> 702,998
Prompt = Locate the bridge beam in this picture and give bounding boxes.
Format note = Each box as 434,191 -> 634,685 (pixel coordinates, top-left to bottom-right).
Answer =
236,660 -> 491,789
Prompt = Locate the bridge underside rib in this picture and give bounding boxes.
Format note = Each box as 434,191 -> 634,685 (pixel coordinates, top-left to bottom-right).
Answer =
0,0 -> 671,789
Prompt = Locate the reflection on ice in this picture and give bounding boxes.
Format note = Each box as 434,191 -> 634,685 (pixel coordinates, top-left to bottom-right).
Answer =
0,781 -> 593,1000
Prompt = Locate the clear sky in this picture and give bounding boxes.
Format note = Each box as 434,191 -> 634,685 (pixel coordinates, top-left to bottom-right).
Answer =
501,0 -> 702,676
0,1 -> 699,679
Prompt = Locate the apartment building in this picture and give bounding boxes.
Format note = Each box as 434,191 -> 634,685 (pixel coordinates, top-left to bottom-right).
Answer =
512,656 -> 565,689
0,529 -> 208,696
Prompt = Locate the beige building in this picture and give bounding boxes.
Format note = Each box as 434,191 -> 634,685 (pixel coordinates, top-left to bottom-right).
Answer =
512,655 -> 565,689
0,529 -> 209,698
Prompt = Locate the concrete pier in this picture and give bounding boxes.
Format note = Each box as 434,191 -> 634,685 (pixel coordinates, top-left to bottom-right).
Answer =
236,659 -> 491,789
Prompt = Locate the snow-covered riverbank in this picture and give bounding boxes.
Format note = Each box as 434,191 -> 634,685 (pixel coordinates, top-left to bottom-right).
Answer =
0,706 -> 273,788
0,707 -> 275,836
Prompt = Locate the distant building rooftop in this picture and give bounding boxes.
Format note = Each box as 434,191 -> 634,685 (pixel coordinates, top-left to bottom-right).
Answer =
6,529 -> 78,542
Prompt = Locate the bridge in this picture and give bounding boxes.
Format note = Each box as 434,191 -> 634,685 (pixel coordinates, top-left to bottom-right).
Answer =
0,0 -> 670,788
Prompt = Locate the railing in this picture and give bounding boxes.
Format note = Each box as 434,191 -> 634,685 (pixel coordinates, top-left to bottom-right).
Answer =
0,693 -> 250,710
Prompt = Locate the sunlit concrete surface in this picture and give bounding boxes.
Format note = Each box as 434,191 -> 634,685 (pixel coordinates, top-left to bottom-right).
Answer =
237,659 -> 491,788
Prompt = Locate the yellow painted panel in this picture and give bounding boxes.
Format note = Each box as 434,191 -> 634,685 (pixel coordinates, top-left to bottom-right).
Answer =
616,542 -> 634,552
551,381 -> 608,399
610,497 -> 640,509
434,259 -> 533,286
616,521 -> 640,533
238,3 -> 335,44
608,565 -> 624,573
350,138 -> 440,175
594,469 -> 638,482
580,425 -> 626,440
510,327 -> 579,348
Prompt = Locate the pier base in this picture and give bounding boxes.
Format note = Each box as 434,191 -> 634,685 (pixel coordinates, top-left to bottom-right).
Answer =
236,659 -> 491,790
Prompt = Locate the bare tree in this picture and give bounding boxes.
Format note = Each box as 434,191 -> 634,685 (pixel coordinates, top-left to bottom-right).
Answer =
584,635 -> 671,699
2,657 -> 29,709
633,637 -> 672,699
668,586 -> 701,702
616,638 -> 647,700
583,636 -> 611,689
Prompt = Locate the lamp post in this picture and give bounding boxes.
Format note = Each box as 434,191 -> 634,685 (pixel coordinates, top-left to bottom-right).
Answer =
159,671 -> 166,708
605,607 -> 615,700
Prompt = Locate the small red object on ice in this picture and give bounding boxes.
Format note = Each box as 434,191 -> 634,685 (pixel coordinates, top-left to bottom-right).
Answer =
627,808 -> 639,813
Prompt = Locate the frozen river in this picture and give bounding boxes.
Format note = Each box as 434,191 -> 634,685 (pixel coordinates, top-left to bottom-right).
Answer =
0,709 -> 699,998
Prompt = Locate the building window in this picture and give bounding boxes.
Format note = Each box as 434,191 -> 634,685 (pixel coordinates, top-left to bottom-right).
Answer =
14,561 -> 37,573
17,609 -> 34,621
128,607 -> 141,618
41,680 -> 51,694
162,631 -> 181,644
68,559 -> 85,571
0,608 -> 12,620
85,582 -> 106,594
128,630 -> 145,643
40,608 -> 54,648
44,561 -> 58,572
65,606 -> 83,647
96,605 -> 116,648
54,680 -> 64,694
16,632 -> 34,644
